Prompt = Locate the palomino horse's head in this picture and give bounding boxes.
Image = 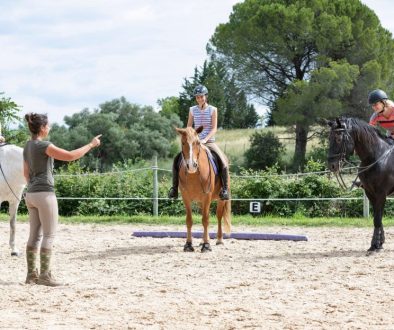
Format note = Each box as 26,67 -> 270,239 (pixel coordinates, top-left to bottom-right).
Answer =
176,126 -> 204,174
327,117 -> 355,172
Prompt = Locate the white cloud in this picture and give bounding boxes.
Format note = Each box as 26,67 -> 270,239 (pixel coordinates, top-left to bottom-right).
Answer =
1,0 -> 392,126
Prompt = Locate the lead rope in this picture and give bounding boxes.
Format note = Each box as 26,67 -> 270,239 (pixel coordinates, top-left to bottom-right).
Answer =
0,160 -> 23,202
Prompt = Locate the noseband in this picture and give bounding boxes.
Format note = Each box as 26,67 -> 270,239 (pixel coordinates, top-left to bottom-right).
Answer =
180,141 -> 213,194
181,141 -> 201,171
328,127 -> 352,165
328,125 -> 354,190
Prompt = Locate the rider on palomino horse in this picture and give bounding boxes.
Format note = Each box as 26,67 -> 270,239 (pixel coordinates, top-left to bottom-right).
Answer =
168,84 -> 230,201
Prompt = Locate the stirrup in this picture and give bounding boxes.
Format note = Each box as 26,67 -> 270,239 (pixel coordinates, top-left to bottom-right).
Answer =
168,187 -> 178,199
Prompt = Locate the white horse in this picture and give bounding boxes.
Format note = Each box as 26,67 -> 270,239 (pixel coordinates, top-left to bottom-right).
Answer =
0,144 -> 26,256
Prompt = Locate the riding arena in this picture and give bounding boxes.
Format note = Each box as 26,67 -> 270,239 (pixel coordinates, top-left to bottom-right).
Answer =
1,121 -> 394,328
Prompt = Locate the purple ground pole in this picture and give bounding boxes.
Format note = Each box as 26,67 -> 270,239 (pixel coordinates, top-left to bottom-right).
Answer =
131,231 -> 308,241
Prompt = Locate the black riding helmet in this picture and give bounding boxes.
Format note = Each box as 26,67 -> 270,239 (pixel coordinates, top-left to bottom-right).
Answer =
193,85 -> 208,96
368,89 -> 388,105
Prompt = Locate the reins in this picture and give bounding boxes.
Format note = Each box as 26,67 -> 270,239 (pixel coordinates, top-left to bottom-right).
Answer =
0,152 -> 23,202
331,125 -> 394,190
180,143 -> 213,194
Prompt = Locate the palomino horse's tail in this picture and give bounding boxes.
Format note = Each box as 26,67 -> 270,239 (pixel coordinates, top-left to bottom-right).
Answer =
223,199 -> 231,234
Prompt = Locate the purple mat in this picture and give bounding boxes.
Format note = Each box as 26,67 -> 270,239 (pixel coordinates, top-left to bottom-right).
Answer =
132,231 -> 308,241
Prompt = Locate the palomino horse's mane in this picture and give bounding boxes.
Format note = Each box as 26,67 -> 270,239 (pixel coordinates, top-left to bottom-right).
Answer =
346,117 -> 387,146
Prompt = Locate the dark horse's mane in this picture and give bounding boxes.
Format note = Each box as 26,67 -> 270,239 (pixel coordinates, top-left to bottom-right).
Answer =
345,117 -> 388,146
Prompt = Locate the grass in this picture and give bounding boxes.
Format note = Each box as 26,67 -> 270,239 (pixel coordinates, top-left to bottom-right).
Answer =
3,213 -> 393,227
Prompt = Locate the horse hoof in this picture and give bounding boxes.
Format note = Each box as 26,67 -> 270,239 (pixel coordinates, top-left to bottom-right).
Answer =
366,247 -> 382,256
201,243 -> 212,252
11,251 -> 19,257
216,240 -> 224,245
183,242 -> 194,252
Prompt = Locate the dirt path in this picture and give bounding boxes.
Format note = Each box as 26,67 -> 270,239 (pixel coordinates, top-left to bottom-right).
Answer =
1,222 -> 393,329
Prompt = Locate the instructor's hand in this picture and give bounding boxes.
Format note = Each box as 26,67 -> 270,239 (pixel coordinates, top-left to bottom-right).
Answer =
90,134 -> 102,148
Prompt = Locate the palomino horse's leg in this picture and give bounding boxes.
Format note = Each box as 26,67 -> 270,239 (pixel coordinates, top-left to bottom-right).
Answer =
200,199 -> 212,252
366,194 -> 386,255
216,200 -> 225,245
183,200 -> 194,252
9,200 -> 20,256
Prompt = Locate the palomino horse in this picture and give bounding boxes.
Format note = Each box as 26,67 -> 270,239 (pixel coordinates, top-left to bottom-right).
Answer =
176,126 -> 231,252
327,117 -> 394,254
0,144 -> 26,256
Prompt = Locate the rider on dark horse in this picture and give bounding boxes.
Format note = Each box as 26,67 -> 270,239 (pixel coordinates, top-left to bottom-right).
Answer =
168,85 -> 230,200
354,89 -> 394,188
368,89 -> 394,144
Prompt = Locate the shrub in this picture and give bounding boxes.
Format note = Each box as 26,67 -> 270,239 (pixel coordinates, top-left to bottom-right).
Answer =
244,131 -> 284,170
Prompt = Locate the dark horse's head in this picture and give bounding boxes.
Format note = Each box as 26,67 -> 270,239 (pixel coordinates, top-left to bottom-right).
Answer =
176,126 -> 203,174
327,117 -> 355,172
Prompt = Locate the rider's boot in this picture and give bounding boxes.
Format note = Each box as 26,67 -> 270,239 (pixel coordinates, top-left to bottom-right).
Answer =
219,167 -> 230,200
25,246 -> 38,284
168,153 -> 181,199
37,248 -> 62,287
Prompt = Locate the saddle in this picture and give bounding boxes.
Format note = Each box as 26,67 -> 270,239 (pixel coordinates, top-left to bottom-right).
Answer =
202,146 -> 219,176
176,147 -> 219,176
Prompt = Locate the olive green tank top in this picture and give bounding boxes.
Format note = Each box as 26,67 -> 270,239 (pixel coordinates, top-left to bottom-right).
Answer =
23,140 -> 54,192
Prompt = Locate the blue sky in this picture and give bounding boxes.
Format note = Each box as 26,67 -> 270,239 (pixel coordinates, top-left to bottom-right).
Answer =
0,0 -> 393,125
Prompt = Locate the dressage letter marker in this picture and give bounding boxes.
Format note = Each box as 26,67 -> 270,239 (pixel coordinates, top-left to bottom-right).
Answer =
132,231 -> 308,241
249,201 -> 261,213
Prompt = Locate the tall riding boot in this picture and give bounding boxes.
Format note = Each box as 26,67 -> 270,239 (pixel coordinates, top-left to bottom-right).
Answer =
219,167 -> 230,200
37,248 -> 62,287
168,153 -> 182,199
25,246 -> 38,284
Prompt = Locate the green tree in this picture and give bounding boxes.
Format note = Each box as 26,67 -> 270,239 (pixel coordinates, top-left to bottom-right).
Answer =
209,0 -> 394,170
179,60 -> 258,128
49,97 -> 182,170
0,92 -> 21,137
157,97 -> 181,119
244,131 -> 285,170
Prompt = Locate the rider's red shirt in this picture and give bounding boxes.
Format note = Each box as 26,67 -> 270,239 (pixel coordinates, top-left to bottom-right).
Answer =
369,107 -> 394,137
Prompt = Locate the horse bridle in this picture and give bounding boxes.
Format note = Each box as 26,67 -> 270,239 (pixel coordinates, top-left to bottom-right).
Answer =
180,142 -> 213,194
328,124 -> 358,190
329,123 -> 393,190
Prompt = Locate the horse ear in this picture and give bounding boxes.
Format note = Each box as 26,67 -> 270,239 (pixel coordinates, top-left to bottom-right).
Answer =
336,117 -> 341,127
175,128 -> 185,135
195,126 -> 204,134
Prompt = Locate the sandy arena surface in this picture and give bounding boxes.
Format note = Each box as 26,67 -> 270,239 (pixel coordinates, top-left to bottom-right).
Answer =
0,222 -> 394,330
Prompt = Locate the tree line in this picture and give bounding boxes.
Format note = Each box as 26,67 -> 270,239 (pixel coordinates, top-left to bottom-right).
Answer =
2,0 -> 394,171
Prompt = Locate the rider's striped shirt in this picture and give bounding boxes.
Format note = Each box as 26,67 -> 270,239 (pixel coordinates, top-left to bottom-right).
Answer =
190,105 -> 216,142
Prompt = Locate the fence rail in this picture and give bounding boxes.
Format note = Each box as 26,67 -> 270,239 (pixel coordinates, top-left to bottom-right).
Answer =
50,157 -> 375,218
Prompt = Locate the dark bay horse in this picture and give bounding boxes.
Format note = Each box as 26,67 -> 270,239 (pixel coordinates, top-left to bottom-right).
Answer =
176,126 -> 231,252
327,117 -> 394,254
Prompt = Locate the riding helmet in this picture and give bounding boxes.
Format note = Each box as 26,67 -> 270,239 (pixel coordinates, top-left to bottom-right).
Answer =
368,89 -> 388,105
193,85 -> 208,96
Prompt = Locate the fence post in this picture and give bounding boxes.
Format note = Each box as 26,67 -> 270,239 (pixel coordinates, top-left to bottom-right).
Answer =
363,190 -> 369,218
152,155 -> 158,216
